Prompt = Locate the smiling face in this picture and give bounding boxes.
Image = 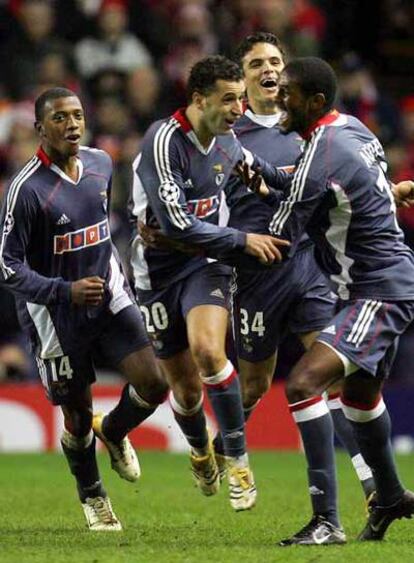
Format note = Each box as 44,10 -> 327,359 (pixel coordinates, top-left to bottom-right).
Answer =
241,41 -> 285,114
275,71 -> 311,134
36,96 -> 85,159
200,78 -> 245,136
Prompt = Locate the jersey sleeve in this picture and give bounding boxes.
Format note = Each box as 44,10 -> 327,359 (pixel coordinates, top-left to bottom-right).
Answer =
267,128 -> 329,256
0,186 -> 71,304
134,125 -> 246,255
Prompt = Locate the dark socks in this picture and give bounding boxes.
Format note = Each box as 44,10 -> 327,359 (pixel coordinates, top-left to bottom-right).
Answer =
290,397 -> 339,527
61,430 -> 106,502
327,393 -> 375,498
170,392 -> 209,451
342,397 -> 404,506
202,361 -> 245,458
103,384 -> 158,443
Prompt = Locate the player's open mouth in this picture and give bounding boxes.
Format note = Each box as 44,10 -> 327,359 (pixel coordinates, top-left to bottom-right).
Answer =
65,134 -> 81,143
260,78 -> 278,91
225,119 -> 237,128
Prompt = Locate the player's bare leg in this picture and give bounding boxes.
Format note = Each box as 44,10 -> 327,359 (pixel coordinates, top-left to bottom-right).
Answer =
93,345 -> 168,482
60,386 -> 121,531
187,304 -> 256,511
161,349 -> 219,496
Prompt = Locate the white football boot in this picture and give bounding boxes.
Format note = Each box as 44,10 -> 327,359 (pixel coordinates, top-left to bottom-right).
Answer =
82,496 -> 122,531
93,413 -> 141,482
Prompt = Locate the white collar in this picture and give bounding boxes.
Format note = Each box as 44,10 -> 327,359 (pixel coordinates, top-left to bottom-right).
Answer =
187,130 -> 216,155
244,108 -> 282,128
50,158 -> 83,185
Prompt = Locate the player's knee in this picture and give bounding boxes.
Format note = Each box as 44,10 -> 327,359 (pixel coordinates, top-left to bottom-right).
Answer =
242,374 -> 271,408
172,386 -> 203,412
285,368 -> 319,403
191,341 -> 224,374
65,407 -> 93,437
138,375 -> 169,405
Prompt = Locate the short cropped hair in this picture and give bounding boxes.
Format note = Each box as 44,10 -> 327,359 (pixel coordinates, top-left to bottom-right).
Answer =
233,32 -> 286,66
35,87 -> 79,122
186,56 -> 243,102
284,57 -> 338,110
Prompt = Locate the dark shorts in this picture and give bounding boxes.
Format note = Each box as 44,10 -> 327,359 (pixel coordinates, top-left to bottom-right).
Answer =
317,298 -> 414,378
233,246 -> 336,362
34,304 -> 150,405
136,262 -> 232,359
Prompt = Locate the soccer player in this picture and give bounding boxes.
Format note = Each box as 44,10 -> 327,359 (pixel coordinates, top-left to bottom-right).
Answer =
130,55 -> 287,510
0,88 -> 169,531
249,57 -> 414,544
212,33 -> 375,517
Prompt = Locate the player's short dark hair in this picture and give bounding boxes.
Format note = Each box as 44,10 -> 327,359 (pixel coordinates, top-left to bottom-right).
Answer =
233,32 -> 286,66
35,87 -> 79,122
186,56 -> 243,101
284,57 -> 337,110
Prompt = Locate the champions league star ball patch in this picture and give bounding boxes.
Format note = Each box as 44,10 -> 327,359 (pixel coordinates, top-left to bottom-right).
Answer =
159,181 -> 180,204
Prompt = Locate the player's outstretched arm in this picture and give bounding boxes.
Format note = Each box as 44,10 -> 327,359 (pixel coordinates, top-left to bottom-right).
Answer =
71,276 -> 105,306
139,221 -> 289,264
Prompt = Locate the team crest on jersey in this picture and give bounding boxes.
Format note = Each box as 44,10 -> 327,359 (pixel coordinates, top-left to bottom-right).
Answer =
213,164 -> 223,173
159,181 -> 180,204
215,173 -> 225,186
54,218 -> 110,254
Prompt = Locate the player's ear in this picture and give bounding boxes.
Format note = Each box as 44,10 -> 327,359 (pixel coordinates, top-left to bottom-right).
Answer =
311,93 -> 326,112
34,121 -> 44,136
192,91 -> 205,110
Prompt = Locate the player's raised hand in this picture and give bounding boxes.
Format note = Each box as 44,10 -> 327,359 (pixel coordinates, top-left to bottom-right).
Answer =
392,180 -> 414,208
71,276 -> 105,305
234,160 -> 270,197
244,233 -> 290,264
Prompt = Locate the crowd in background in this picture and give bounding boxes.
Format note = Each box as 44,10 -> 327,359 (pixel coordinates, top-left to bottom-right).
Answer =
0,0 -> 413,383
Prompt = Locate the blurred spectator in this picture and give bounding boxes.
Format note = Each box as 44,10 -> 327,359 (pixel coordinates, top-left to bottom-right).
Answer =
173,1 -> 217,55
214,0 -> 326,57
74,0 -> 152,80
127,67 -> 177,133
0,102 -> 38,192
2,0 -> 72,100
163,38 -> 207,107
337,52 -> 402,146
91,95 -> 133,162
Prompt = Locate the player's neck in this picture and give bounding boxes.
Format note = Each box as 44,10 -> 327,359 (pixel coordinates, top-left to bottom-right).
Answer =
186,106 -> 214,148
43,147 -> 80,182
248,98 -> 279,116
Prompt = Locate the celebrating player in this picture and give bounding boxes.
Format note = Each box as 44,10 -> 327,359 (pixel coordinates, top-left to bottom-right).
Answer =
0,88 -> 169,531
249,57 -> 414,544
208,32 -> 377,544
130,56 -> 288,511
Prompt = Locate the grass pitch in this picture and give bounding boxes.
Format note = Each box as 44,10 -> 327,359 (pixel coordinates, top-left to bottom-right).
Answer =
1,451 -> 413,563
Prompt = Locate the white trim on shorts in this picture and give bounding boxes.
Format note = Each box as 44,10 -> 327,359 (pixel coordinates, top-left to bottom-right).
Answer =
317,340 -> 359,377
